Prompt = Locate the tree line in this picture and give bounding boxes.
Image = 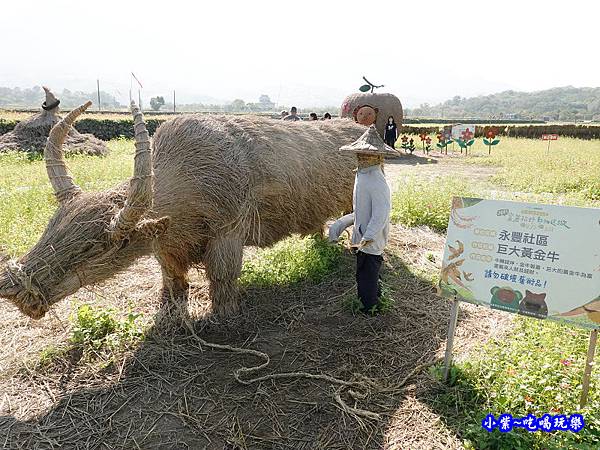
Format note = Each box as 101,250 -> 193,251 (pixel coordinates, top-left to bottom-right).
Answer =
0,86 -> 121,109
406,86 -> 600,122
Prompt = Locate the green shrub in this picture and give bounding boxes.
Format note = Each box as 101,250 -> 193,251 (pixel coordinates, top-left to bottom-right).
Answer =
71,304 -> 143,350
390,177 -> 472,232
241,234 -> 343,287
0,119 -> 17,135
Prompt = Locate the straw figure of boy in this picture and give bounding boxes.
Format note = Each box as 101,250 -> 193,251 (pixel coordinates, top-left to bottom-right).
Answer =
328,125 -> 401,314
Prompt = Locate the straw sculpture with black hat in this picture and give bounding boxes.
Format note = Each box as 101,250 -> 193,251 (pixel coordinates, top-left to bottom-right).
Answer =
0,86 -> 108,156
328,125 -> 401,314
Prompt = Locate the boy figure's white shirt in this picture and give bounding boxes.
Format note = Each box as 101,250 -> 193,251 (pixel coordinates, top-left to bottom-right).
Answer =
328,164 -> 391,255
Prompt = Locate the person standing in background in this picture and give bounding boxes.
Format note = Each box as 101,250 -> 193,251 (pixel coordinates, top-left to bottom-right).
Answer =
384,116 -> 398,148
322,112 -> 332,120
283,106 -> 302,121
309,112 -> 318,121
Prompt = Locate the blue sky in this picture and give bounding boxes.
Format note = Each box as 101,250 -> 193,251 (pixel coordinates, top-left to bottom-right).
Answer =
1,0 -> 597,108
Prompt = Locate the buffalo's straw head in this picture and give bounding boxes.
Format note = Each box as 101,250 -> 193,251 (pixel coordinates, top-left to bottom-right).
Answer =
0,101 -> 169,319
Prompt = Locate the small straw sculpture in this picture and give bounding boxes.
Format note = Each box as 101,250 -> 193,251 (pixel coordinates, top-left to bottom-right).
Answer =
0,86 -> 108,156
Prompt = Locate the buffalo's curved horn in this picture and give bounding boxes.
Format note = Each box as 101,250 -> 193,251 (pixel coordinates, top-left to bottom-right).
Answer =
110,101 -> 153,241
45,102 -> 90,202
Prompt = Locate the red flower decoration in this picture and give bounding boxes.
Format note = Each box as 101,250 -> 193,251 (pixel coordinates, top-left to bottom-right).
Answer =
401,135 -> 408,143
486,127 -> 498,139
461,129 -> 474,141
436,133 -> 443,140
425,137 -> 432,144
419,133 -> 427,141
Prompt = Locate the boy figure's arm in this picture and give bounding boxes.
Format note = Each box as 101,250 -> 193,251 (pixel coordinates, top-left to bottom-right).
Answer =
328,213 -> 354,242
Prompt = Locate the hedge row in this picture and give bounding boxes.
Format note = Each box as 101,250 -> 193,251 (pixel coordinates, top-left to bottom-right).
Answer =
0,119 -> 16,135
2,118 -> 600,141
403,124 -> 600,140
0,118 -> 167,141
403,118 -> 545,124
75,118 -> 165,140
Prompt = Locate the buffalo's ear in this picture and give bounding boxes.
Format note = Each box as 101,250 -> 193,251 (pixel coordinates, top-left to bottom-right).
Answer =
134,216 -> 171,239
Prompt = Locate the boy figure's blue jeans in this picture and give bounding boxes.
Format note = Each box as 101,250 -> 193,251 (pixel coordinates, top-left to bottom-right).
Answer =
356,251 -> 383,311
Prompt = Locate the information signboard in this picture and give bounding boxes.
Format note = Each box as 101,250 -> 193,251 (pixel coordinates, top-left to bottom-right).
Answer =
439,197 -> 600,330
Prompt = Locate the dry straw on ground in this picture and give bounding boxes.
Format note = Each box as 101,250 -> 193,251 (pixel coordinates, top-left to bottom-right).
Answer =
0,224 -> 511,449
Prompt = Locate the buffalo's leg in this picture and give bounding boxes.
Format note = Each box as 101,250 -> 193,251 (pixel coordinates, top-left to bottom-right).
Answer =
204,234 -> 243,316
155,248 -> 191,319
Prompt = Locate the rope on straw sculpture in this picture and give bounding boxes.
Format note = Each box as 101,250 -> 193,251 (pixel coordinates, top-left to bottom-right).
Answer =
171,294 -> 439,422
110,109 -> 152,241
6,260 -> 45,305
45,143 -> 82,202
44,106 -> 87,203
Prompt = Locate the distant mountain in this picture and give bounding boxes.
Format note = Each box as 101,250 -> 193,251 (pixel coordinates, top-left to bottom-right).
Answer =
407,86 -> 600,121
0,86 -> 122,110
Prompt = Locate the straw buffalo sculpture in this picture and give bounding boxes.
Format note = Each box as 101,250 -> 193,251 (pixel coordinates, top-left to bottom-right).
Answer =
0,101 -> 391,319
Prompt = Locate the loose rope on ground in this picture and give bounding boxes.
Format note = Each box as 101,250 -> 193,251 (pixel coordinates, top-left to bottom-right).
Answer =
169,291 -> 437,424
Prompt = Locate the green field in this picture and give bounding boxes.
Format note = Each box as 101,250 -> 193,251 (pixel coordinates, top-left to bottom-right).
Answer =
0,136 -> 599,449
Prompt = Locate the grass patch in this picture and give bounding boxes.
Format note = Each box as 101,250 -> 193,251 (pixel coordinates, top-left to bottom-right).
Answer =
342,282 -> 395,315
241,234 -> 343,287
35,303 -> 144,370
400,134 -> 600,202
430,317 -> 599,449
38,344 -> 71,368
0,138 -> 134,256
453,135 -> 600,201
479,138 -> 600,201
390,176 -> 472,232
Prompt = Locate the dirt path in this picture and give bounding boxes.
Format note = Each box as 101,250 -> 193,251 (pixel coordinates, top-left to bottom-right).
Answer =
0,155 -> 512,449
384,152 -> 499,189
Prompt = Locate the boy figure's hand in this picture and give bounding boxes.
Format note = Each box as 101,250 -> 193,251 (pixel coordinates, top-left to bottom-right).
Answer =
351,239 -> 373,250
359,239 -> 373,248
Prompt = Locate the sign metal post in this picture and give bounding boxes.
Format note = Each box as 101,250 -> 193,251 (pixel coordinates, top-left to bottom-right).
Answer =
580,329 -> 598,408
443,298 -> 460,382
542,134 -> 558,154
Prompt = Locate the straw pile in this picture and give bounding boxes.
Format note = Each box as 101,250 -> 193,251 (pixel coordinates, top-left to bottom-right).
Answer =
0,87 -> 107,156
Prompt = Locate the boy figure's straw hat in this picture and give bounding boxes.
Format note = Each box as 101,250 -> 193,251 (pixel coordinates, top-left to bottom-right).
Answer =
339,125 -> 401,157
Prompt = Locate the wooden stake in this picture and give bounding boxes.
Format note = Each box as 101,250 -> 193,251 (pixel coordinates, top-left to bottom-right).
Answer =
579,329 -> 598,408
443,298 -> 460,382
96,79 -> 101,111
